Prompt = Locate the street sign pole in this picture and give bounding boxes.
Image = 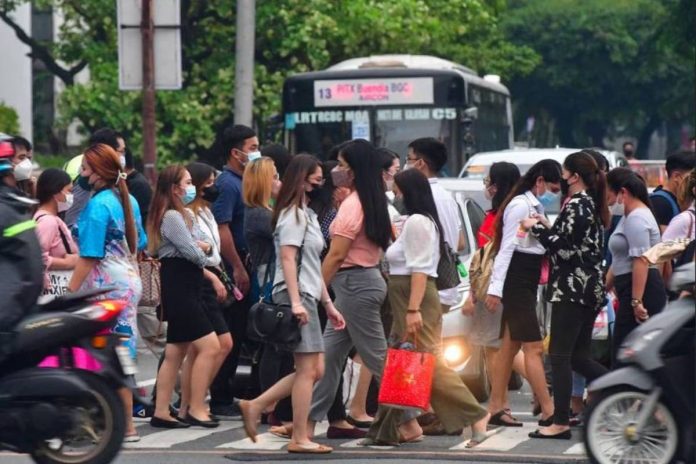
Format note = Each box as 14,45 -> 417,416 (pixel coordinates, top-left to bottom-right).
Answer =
234,0 -> 255,127
141,0 -> 157,184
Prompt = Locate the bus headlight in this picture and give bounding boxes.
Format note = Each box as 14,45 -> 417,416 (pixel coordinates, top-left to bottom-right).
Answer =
443,341 -> 467,367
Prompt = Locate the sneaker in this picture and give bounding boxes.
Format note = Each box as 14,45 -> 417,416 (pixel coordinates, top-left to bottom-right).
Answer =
210,403 -> 241,418
133,404 -> 154,418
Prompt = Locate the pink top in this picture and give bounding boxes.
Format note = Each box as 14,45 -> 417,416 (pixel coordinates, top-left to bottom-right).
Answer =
330,191 -> 381,268
34,209 -> 78,269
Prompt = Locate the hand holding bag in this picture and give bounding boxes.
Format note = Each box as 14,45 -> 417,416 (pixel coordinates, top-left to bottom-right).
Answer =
378,336 -> 436,412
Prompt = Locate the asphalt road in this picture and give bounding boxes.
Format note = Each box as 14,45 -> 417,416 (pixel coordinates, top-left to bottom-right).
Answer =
1,341 -> 589,464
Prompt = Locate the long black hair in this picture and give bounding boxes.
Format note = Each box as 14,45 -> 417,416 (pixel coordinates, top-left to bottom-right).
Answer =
488,162 -> 520,211
339,139 -> 391,250
308,160 -> 338,222
394,168 -> 446,247
492,159 -> 562,252
272,154 -> 320,229
607,167 -> 652,209
564,152 -> 611,227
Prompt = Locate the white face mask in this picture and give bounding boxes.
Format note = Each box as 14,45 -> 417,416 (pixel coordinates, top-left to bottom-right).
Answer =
609,202 -> 625,216
402,162 -> 413,171
14,159 -> 33,181
57,193 -> 74,213
247,151 -> 262,163
484,186 -> 495,201
385,179 -> 394,192
119,155 -> 127,169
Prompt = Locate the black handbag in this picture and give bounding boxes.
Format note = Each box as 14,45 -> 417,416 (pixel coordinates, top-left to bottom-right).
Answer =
246,213 -> 309,351
436,239 -> 461,290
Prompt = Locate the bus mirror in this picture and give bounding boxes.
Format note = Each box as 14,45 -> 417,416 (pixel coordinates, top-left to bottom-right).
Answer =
463,107 -> 478,121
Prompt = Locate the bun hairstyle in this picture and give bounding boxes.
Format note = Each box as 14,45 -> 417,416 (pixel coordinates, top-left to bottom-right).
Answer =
564,151 -> 610,227
83,143 -> 138,254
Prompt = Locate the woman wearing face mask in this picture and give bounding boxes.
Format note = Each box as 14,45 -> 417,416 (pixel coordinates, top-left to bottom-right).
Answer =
605,168 -> 665,360
521,152 -> 610,439
378,148 -> 402,223
306,140 -> 395,439
484,159 -> 562,428
174,161 -> 233,426
239,155 -> 345,453
34,168 -> 79,275
67,144 -> 147,442
462,162 -> 527,427
147,165 -> 220,429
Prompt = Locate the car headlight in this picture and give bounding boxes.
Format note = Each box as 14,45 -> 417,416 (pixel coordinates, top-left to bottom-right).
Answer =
443,341 -> 467,366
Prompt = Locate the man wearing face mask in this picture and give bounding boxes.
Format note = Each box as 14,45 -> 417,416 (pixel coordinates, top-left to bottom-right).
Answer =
622,141 -> 636,161
64,128 -> 129,230
10,136 -> 35,198
209,124 -> 260,418
0,140 -> 43,335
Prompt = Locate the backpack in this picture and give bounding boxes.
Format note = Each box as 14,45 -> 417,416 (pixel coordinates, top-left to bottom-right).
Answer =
468,242 -> 496,302
650,189 -> 680,219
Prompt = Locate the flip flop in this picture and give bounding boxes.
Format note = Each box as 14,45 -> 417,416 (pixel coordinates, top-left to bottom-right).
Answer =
465,428 -> 501,449
269,425 -> 292,439
488,410 -> 523,427
287,442 -> 333,454
123,434 -> 141,443
238,400 -> 258,443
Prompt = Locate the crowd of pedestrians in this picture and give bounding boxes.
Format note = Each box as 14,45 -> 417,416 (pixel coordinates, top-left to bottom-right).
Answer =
0,127 -> 693,453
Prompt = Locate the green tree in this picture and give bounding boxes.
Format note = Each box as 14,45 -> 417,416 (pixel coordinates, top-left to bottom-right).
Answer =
0,102 -> 20,135
503,0 -> 695,153
1,0 -> 538,165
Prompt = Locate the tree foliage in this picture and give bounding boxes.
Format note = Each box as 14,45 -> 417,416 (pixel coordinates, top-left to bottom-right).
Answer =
1,0 -> 538,165
503,0 -> 695,151
0,102 -> 20,135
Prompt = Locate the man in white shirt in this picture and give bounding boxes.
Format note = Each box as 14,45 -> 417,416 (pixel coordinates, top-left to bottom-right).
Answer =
404,138 -> 465,312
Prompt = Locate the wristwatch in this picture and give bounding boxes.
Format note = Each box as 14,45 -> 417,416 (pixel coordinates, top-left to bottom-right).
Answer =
630,298 -> 643,308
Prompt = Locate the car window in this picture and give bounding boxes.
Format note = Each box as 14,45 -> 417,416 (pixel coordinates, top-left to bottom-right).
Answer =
463,199 -> 485,255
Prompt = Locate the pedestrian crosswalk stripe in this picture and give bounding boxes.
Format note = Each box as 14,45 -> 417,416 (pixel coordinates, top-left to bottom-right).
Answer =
564,442 -> 586,455
450,424 -> 530,451
216,422 -> 329,450
127,422 -> 241,448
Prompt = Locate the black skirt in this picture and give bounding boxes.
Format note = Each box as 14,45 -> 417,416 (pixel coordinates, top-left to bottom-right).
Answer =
160,257 -> 214,343
500,252 -> 544,342
613,268 -> 666,356
200,273 -> 230,336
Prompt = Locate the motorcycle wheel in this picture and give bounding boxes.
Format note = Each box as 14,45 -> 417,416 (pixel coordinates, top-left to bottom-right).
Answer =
583,387 -> 679,464
30,372 -> 125,464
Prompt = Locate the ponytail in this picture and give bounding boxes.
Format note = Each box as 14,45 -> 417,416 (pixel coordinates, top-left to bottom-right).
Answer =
117,174 -> 138,254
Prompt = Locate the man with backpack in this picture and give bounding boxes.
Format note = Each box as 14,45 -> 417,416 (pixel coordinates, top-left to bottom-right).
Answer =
650,151 -> 695,234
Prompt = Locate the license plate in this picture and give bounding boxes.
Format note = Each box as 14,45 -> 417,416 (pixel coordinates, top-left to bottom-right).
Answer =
115,346 -> 138,375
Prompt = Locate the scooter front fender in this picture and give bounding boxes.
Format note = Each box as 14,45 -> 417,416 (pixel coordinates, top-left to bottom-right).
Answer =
588,366 -> 655,393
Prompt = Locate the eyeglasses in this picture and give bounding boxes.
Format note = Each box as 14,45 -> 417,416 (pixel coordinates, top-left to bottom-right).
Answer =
406,156 -> 420,163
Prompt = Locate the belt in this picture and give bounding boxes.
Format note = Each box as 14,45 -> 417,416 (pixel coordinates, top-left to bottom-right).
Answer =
337,265 -> 378,273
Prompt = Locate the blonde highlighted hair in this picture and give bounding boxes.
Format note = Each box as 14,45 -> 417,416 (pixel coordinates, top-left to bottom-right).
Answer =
242,157 -> 275,209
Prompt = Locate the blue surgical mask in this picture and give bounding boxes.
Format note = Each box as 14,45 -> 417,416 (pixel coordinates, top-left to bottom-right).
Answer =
182,185 -> 197,205
537,190 -> 560,209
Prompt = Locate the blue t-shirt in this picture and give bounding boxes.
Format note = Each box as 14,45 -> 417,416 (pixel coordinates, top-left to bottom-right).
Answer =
77,189 -> 147,258
212,166 -> 247,255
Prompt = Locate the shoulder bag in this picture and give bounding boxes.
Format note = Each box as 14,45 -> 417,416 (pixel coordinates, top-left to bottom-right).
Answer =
436,240 -> 461,290
246,211 -> 308,351
468,241 -> 496,302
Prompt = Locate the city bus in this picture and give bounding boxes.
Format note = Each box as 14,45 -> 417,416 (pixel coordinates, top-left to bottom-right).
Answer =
281,54 -> 513,175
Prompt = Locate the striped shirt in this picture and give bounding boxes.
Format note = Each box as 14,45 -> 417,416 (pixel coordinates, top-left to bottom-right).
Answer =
157,209 -> 209,268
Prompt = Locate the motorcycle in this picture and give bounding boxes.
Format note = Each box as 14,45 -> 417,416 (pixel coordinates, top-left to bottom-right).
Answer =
0,288 -> 141,464
583,262 -> 695,464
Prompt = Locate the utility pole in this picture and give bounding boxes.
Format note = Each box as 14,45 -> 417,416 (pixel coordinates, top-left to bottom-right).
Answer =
141,0 -> 157,184
234,0 -> 255,127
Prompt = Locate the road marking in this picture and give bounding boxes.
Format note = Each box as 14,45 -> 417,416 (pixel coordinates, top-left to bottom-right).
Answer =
216,422 -> 329,450
564,442 -> 586,454
127,422 -> 241,448
136,378 -> 156,387
451,425 -> 528,451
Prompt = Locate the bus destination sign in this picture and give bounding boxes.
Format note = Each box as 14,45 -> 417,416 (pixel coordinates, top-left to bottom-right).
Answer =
314,78 -> 434,107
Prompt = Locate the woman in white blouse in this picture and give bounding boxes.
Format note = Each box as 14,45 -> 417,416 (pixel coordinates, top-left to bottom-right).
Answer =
364,169 -> 492,448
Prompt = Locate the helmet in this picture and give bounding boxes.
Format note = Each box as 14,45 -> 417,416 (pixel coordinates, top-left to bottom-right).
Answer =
63,154 -> 84,181
0,141 -> 14,173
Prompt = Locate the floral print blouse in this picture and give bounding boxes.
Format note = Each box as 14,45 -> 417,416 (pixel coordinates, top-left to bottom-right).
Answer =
530,191 -> 604,309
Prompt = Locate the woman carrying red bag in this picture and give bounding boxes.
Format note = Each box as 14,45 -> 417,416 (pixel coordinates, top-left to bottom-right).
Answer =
363,169 -> 493,447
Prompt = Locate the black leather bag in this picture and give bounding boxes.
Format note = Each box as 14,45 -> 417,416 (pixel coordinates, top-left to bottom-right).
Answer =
436,240 -> 461,290
246,213 -> 308,351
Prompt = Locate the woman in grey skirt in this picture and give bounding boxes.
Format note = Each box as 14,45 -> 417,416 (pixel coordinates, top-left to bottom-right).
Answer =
240,155 -> 346,454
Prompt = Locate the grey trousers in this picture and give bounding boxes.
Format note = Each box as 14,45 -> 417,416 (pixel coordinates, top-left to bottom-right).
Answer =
309,267 -> 388,422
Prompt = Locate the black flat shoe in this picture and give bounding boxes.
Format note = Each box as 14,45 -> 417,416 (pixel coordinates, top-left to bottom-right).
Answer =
346,415 -> 374,428
528,429 -> 571,440
538,415 -> 554,427
209,414 -> 220,423
150,416 -> 190,429
185,413 -> 219,428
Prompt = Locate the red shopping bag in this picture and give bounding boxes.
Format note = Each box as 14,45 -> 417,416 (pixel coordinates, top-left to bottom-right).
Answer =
378,346 -> 435,412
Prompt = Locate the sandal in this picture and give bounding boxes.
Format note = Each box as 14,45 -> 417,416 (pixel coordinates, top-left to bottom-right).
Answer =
269,425 -> 292,439
287,442 -> 333,454
123,434 -> 141,443
398,433 -> 424,444
465,429 -> 499,449
488,410 -> 523,427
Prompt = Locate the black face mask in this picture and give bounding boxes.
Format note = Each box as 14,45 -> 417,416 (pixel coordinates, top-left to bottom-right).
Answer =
560,177 -> 570,198
202,185 -> 219,203
77,175 -> 92,192
624,150 -> 634,157
307,184 -> 323,200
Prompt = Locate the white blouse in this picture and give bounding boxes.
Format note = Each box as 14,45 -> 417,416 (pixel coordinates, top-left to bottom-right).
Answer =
191,206 -> 222,268
385,214 -> 440,277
